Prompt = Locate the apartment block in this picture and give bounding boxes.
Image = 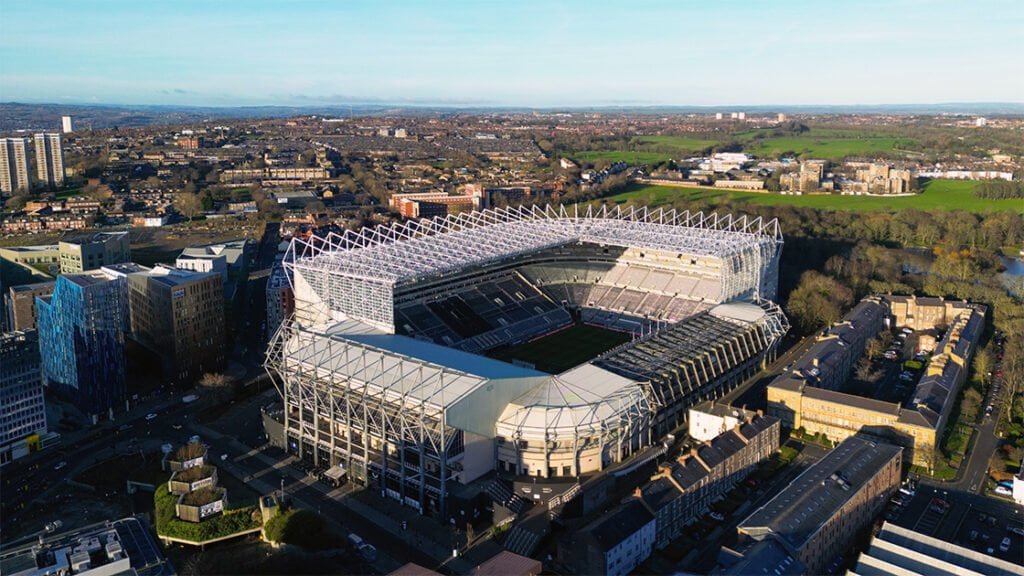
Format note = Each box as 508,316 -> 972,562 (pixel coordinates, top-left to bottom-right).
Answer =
767,295 -> 984,469
737,436 -> 902,575
0,137 -> 31,196
34,133 -> 65,189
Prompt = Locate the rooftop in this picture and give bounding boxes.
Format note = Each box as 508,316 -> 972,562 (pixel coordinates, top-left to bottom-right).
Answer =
0,517 -> 174,576
738,435 -> 901,551
288,204 -> 781,285
850,522 -> 1024,576
582,499 -> 654,552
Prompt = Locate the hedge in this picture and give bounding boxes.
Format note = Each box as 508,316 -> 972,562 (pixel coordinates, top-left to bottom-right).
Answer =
154,484 -> 260,542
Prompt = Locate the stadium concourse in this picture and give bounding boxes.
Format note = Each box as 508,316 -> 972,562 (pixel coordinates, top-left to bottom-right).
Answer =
265,205 -> 789,516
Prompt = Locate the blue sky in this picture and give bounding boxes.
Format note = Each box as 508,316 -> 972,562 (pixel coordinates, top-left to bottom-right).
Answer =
1,0 -> 1021,107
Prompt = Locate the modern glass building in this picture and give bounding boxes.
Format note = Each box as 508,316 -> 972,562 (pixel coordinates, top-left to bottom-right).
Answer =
0,330 -> 47,466
36,271 -> 129,421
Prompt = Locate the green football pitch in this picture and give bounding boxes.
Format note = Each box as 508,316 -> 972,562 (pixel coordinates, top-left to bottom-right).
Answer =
487,323 -> 633,374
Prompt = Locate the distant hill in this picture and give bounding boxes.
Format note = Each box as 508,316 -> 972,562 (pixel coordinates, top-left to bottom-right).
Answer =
1,101 -> 1021,131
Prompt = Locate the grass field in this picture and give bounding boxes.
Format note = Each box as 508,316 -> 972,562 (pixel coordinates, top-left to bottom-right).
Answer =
607,179 -> 1024,214
488,323 -> 632,374
629,135 -> 721,153
745,135 -> 917,160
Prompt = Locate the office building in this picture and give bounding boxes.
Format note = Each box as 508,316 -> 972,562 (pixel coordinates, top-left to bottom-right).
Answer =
62,115 -> 73,134
58,231 -> 131,274
117,264 -> 226,386
36,271 -> 129,422
736,436 -> 902,575
0,516 -> 174,576
849,521 -> 1024,576
0,330 -> 48,466
6,281 -> 55,332
177,239 -> 249,281
768,295 -> 984,469
559,499 -> 656,576
34,133 -> 65,189
0,137 -> 31,196
638,412 -> 779,549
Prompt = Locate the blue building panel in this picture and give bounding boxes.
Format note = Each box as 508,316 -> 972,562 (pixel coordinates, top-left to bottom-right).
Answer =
37,272 -> 128,418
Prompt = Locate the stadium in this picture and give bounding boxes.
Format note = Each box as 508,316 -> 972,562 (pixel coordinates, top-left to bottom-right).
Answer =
265,204 -> 788,515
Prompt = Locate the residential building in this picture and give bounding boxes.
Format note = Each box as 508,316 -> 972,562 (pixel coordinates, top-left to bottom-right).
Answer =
61,114 -> 73,134
117,264 -> 226,386
36,270 -> 129,421
266,261 -> 294,341
688,402 -> 757,442
737,436 -> 903,576
0,330 -> 48,466
850,522 -> 1024,576
6,281 -> 55,331
559,499 -> 656,576
58,231 -> 131,274
714,537 -> 805,575
637,413 -> 780,549
34,133 -> 65,189
0,137 -> 31,196
768,296 -> 984,469
0,516 -> 174,576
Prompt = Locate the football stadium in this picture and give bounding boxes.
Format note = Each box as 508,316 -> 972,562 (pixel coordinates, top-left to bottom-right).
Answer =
265,205 -> 788,515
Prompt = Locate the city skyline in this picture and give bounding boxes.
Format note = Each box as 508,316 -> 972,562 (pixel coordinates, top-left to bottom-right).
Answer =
1,0 -> 1022,107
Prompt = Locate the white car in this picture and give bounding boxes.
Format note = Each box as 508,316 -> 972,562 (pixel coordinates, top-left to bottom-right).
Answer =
145,412 -> 158,421
53,461 -> 67,471
999,537 -> 1011,552
994,485 -> 1012,496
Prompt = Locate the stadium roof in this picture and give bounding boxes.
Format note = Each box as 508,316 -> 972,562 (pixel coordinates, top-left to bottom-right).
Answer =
496,363 -> 652,441
288,204 -> 782,285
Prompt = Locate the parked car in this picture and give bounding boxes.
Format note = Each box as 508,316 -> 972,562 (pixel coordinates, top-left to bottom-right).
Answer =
1008,526 -> 1024,537
1000,537 -> 1011,552
709,512 -> 725,521
53,461 -> 67,471
995,485 -> 1013,496
145,412 -> 158,421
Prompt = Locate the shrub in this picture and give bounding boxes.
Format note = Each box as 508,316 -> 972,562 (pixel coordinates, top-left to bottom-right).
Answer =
263,509 -> 341,551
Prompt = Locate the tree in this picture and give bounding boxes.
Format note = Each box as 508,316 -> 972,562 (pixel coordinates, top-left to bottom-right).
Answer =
175,193 -> 202,221
972,348 -> 994,387
785,271 -> 854,334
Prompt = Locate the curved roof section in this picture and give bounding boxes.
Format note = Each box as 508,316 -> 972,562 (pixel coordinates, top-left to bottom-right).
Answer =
496,364 -> 652,441
287,204 -> 782,285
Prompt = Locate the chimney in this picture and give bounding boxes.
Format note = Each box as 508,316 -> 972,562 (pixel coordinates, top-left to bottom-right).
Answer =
756,409 -> 764,418
812,358 -> 819,368
633,487 -> 643,498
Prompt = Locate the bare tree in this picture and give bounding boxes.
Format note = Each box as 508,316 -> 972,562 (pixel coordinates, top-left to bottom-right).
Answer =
175,192 -> 202,221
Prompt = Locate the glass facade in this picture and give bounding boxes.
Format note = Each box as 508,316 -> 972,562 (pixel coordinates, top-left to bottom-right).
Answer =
37,273 -> 128,418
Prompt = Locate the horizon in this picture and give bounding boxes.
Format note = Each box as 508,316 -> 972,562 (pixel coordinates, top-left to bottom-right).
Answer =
2,0 -> 1022,107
